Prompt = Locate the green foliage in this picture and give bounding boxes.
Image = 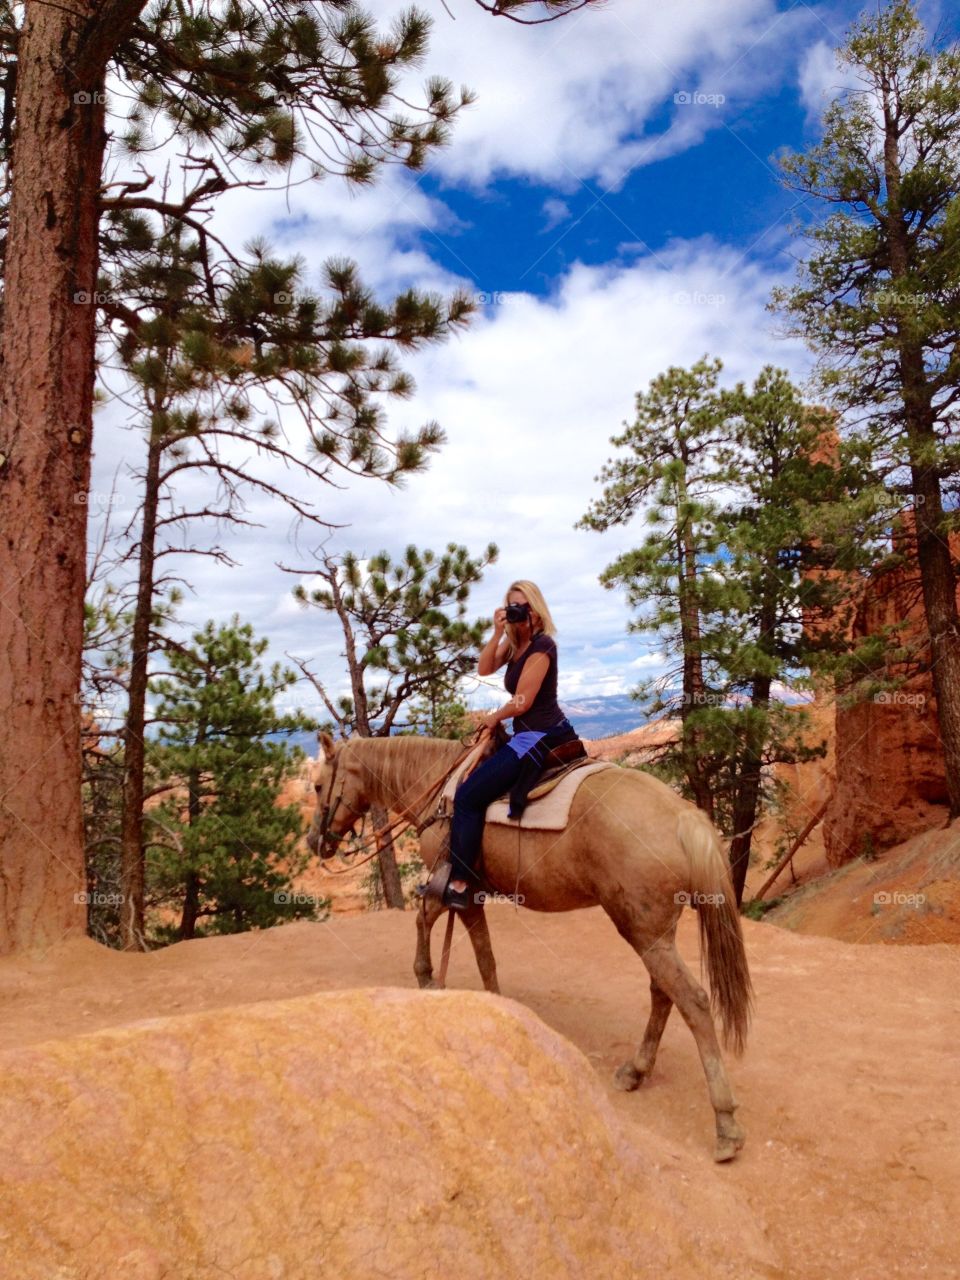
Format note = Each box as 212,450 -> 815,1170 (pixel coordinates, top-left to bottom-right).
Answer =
80,581 -> 183,947
579,356 -> 737,700
771,0 -> 960,526
3,0 -> 478,489
742,896 -> 784,922
145,618 -> 327,941
579,359 -> 860,842
109,220 -> 471,495
296,542 -> 497,736
115,2 -> 472,176
80,736 -> 126,949
403,695 -> 474,740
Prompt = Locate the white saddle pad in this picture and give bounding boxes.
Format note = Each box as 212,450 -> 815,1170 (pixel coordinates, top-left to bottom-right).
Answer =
440,749 -> 616,831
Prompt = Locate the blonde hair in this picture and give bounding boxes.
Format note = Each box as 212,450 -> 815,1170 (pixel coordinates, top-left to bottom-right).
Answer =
503,579 -> 557,659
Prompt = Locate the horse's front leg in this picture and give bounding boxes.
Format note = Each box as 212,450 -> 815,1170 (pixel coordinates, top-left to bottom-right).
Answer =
414,894 -> 446,988
461,901 -> 500,994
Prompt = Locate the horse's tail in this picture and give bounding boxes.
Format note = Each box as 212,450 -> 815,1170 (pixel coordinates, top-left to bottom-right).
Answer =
677,809 -> 753,1056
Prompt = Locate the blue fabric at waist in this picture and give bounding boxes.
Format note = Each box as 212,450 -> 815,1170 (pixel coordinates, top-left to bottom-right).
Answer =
505,731 -> 546,759
506,717 -> 574,758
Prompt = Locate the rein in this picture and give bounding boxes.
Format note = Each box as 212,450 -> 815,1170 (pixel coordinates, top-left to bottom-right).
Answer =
316,736 -> 480,876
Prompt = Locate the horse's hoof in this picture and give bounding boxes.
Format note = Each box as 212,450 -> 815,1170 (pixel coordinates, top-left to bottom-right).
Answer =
415,974 -> 437,990
614,1062 -> 643,1092
713,1122 -> 745,1163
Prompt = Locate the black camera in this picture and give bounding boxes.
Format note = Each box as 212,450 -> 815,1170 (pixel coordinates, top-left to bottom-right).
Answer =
505,602 -> 530,623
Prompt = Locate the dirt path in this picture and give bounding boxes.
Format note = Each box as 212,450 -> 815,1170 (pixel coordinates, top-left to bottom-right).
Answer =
1,909 -> 957,1279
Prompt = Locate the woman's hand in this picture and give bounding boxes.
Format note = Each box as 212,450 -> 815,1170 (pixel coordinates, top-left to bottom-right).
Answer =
478,711 -> 501,734
479,610 -> 508,676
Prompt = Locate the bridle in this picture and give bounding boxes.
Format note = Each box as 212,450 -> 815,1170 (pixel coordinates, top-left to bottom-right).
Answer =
315,747 -> 366,850
312,735 -> 482,875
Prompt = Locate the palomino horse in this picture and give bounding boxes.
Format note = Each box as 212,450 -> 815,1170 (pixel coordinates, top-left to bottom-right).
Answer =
307,731 -> 753,1161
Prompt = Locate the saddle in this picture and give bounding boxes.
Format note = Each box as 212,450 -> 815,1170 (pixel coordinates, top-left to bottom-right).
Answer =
418,754 -> 615,905
437,748 -> 613,830
509,736 -> 589,816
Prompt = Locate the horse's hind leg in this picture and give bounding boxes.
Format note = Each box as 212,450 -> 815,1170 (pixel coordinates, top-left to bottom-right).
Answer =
461,902 -> 500,994
414,895 -> 446,988
641,940 -> 744,1162
614,979 -> 673,1092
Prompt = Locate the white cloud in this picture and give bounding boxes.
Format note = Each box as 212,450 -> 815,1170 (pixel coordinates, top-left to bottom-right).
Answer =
797,38 -> 861,119
383,0 -> 816,189
90,236 -> 810,717
541,198 -> 571,231
86,2 -> 831,730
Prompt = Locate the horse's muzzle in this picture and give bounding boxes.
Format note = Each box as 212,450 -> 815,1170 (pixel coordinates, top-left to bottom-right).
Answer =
318,832 -> 343,861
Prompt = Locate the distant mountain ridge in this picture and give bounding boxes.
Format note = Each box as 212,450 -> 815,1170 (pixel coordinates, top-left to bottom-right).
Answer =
275,693 -> 648,757
559,694 -> 647,740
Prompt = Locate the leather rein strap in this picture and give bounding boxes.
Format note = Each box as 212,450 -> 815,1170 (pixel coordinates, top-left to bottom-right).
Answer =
317,737 -> 480,876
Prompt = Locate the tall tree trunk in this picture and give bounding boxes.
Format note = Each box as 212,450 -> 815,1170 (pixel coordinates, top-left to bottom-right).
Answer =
0,0 -> 145,954
882,83 -> 960,817
370,802 -> 405,907
178,760 -> 204,940
911,474 -> 960,817
728,675 -> 771,907
675,471 -> 714,820
119,431 -> 162,949
179,871 -> 200,941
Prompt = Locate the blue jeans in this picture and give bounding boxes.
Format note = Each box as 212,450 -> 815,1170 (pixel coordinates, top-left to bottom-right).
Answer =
449,744 -> 524,882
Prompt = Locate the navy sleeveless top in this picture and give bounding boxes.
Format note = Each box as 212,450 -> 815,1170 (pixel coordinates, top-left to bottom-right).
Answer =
504,633 -> 564,732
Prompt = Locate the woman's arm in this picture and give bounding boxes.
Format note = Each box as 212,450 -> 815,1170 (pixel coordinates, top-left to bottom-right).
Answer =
480,653 -> 549,729
477,607 -> 509,676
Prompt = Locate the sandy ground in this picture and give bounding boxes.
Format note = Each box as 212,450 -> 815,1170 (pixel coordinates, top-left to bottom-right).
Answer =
1,907 -> 957,1279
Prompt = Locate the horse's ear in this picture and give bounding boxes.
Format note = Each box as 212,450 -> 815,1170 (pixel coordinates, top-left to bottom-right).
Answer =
318,730 -> 335,761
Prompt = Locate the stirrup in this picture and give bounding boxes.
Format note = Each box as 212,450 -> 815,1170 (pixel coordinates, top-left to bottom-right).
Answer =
414,859 -> 452,902
442,882 -> 471,913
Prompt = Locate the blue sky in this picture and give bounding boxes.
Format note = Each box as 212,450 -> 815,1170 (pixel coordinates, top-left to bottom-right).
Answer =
419,88 -> 804,295
89,0 -> 957,733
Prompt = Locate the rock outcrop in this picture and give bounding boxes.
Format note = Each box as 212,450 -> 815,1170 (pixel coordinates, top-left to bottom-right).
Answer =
819,522 -> 957,866
0,986 -> 772,1280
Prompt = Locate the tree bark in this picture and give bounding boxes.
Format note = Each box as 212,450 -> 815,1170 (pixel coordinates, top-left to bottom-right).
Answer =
675,467 -> 714,820
751,799 -> 829,903
0,0 -> 146,954
881,78 -> 960,818
728,675 -> 771,907
178,760 -> 204,941
179,870 -> 200,941
119,431 -> 162,949
370,801 -> 405,908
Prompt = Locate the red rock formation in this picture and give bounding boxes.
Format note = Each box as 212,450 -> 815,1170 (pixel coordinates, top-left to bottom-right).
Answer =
819,517 -> 958,865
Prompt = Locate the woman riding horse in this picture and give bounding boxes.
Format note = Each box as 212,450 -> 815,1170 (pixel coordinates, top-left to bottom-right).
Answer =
444,579 -> 580,911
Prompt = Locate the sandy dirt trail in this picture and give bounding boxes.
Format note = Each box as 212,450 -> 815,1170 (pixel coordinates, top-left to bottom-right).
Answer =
1,907 -> 957,1279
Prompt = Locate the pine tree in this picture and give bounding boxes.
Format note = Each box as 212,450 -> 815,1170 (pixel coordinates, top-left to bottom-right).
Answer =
107,207 -> 469,949
146,618 -> 322,942
581,360 -> 868,901
772,0 -> 960,817
578,358 -> 739,818
708,369 -> 860,902
0,0 -> 589,952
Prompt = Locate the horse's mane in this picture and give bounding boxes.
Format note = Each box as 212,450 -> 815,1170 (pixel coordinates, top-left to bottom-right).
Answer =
348,734 -> 465,812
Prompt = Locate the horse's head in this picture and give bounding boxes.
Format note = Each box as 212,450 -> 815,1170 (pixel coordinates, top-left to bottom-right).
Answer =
306,732 -> 369,860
